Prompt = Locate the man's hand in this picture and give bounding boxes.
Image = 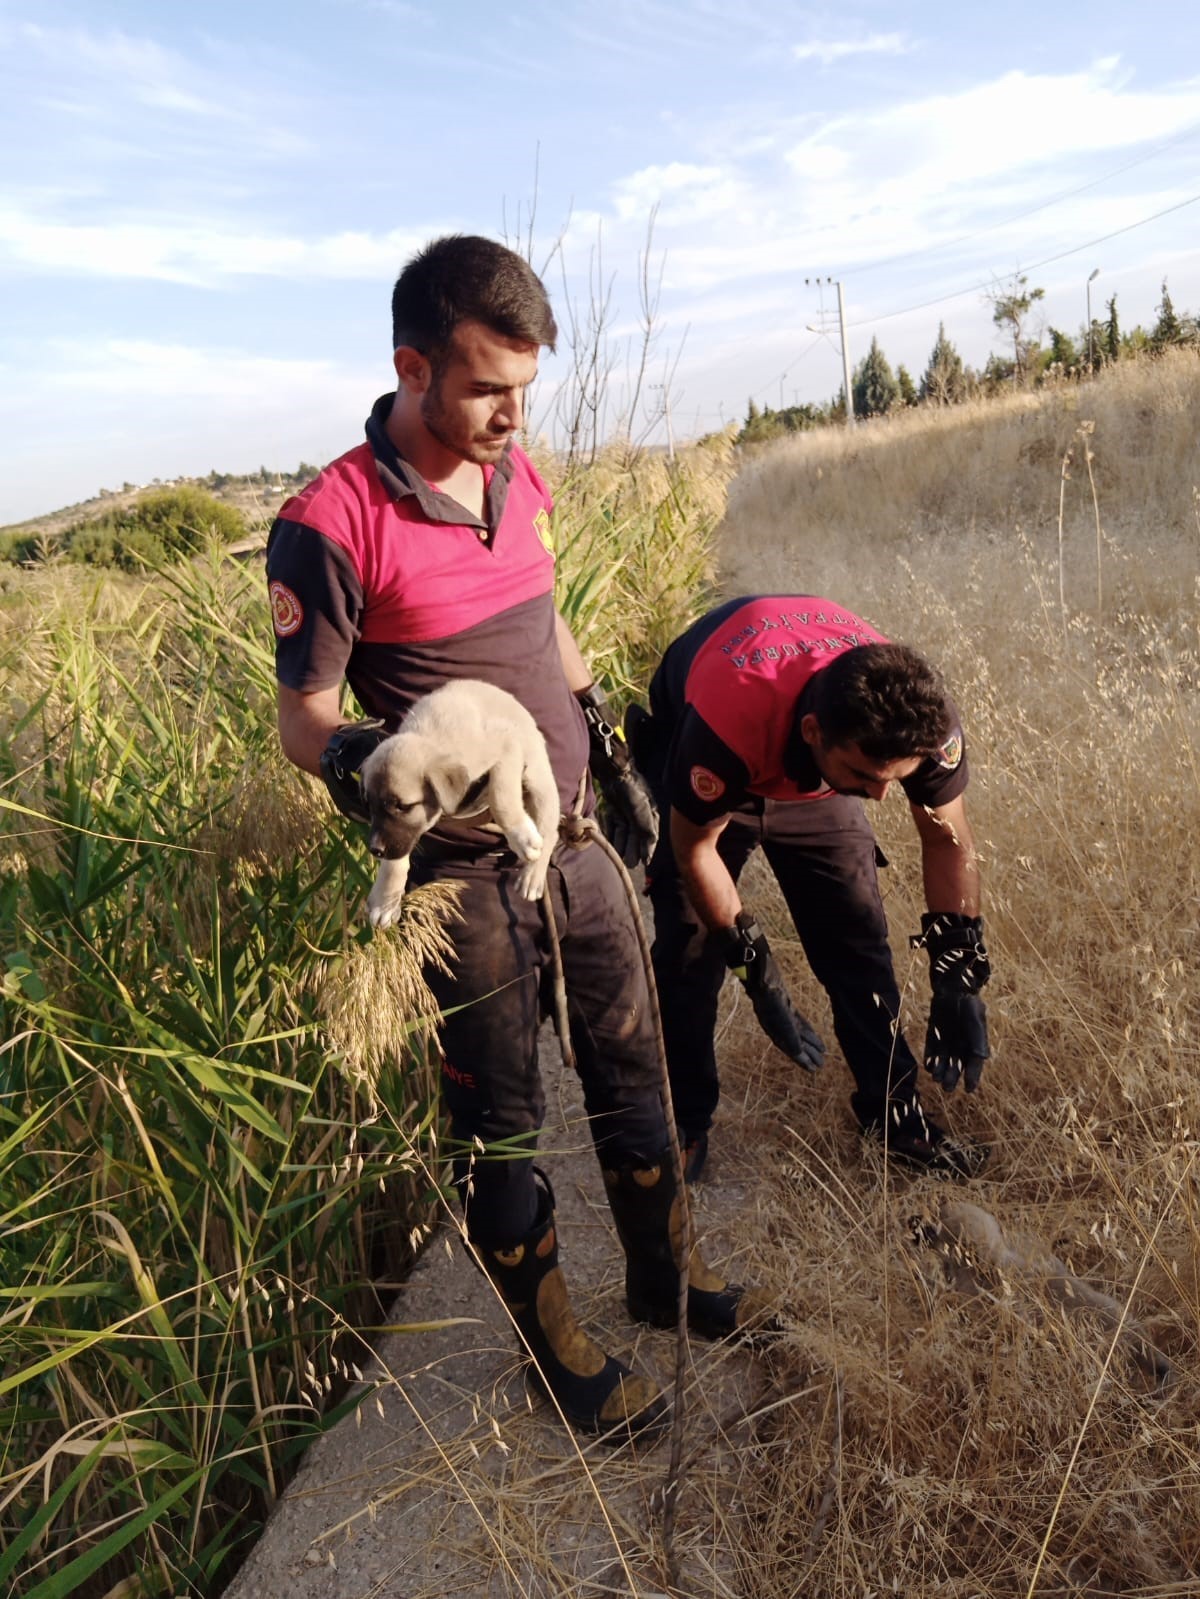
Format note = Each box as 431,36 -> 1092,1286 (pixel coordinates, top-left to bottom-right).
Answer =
577,684 -> 659,867
319,720 -> 389,823
721,912 -> 825,1071
913,912 -> 991,1093
925,993 -> 990,1093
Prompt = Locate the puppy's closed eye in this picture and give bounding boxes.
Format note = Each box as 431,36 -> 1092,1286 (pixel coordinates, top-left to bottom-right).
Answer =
384,796 -> 425,816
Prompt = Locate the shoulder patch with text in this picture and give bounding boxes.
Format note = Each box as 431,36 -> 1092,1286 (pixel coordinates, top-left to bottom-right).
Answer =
933,731 -> 963,770
689,765 -> 725,802
269,581 -> 304,638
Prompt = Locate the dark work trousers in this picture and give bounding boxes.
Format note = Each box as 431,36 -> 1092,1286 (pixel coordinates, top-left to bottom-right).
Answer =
411,834 -> 668,1248
647,795 -> 920,1139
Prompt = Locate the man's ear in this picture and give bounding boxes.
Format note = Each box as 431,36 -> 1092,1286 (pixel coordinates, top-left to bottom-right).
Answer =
427,760 -> 470,816
799,712 -> 822,749
393,345 -> 432,395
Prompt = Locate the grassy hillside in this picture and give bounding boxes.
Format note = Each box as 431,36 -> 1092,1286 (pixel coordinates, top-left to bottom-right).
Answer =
0,469 -> 306,546
711,348 -> 1200,1594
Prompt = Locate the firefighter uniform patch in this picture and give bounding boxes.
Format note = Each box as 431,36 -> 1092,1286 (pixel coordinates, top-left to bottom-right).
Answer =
934,731 -> 963,770
690,765 -> 725,801
269,581 -> 304,637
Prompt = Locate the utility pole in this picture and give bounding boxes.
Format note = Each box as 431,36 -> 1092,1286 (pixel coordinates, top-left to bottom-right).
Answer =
836,280 -> 854,428
805,276 -> 855,427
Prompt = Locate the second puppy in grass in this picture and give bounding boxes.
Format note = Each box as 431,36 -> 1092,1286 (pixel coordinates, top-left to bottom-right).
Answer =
360,680 -> 560,928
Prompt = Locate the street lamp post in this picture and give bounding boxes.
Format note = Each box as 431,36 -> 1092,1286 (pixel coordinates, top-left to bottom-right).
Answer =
1086,268 -> 1100,372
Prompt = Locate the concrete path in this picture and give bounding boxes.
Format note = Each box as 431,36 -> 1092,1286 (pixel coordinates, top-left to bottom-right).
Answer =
224,1025 -> 783,1599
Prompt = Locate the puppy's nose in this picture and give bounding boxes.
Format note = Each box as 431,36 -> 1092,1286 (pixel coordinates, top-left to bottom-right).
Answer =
369,838 -> 386,859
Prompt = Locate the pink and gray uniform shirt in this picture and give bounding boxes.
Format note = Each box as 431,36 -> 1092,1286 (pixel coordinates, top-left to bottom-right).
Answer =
265,394 -> 589,814
647,595 -> 969,825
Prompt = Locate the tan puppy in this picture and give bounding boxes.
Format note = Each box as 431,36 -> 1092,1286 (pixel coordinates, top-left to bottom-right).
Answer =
360,680 -> 559,928
913,1199 -> 1172,1392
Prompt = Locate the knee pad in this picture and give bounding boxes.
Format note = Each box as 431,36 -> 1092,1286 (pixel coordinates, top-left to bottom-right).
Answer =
453,1152 -> 538,1248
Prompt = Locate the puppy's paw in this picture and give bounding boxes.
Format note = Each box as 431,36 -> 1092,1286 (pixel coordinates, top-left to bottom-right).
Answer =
366,858 -> 410,929
366,890 -> 406,929
506,815 -> 543,862
516,858 -> 550,902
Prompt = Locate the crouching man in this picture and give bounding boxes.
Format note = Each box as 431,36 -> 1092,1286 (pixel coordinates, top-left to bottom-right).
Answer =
633,595 -> 992,1182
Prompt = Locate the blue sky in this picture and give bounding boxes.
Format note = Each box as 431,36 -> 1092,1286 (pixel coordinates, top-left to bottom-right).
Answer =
2,0 -> 1199,523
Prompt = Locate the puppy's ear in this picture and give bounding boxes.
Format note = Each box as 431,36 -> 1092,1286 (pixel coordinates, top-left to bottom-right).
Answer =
427,759 -> 470,816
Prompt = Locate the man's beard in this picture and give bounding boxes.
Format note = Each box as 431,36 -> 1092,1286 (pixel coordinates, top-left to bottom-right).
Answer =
421,384 -> 509,464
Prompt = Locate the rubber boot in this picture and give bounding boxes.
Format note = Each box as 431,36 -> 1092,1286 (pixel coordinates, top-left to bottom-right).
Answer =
477,1170 -> 667,1440
601,1153 -> 777,1342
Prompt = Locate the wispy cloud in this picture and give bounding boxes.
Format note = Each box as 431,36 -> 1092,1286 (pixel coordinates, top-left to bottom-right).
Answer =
38,339 -> 361,400
0,209 -> 432,286
779,61 -> 1200,226
19,22 -> 233,120
793,32 -> 911,67
7,19 -> 315,164
615,60 -> 1200,293
611,162 -> 742,225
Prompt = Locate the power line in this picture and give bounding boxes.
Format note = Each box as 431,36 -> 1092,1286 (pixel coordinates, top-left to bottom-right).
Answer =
675,142 -> 1200,412
839,119 -> 1200,281
748,335 -> 823,406
847,187 -> 1200,329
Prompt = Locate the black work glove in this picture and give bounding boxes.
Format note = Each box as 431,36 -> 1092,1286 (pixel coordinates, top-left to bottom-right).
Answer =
576,683 -> 659,868
720,912 -> 826,1071
318,719 -> 389,824
912,912 -> 992,1093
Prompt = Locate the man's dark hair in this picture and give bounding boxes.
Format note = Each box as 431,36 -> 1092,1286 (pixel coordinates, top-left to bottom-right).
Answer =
809,642 -> 953,758
391,235 -> 557,362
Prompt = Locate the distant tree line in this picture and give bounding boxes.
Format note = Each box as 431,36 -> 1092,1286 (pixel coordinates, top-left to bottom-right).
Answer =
737,277 -> 1199,444
202,464 -> 320,491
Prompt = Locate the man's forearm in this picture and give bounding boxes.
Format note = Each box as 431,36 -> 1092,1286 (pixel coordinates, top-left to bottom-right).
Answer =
923,844 -> 981,917
277,685 -> 346,776
911,798 -> 981,917
554,610 -> 594,694
670,810 -> 740,929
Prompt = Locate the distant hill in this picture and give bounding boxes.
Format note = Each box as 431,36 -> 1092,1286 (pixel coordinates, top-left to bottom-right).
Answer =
0,466 -> 318,544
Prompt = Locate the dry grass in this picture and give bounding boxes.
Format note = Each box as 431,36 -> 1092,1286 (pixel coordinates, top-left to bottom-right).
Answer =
728,348 -> 1200,615
694,348 -> 1200,1595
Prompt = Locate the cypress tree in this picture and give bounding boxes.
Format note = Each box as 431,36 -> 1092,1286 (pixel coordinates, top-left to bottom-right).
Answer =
1046,327 -> 1078,370
1152,280 -> 1182,349
852,337 -> 900,418
919,322 -> 966,405
1105,295 -> 1121,363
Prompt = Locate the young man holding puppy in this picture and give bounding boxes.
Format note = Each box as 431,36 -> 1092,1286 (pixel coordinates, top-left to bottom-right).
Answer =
634,596 -> 992,1182
265,236 -> 765,1443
